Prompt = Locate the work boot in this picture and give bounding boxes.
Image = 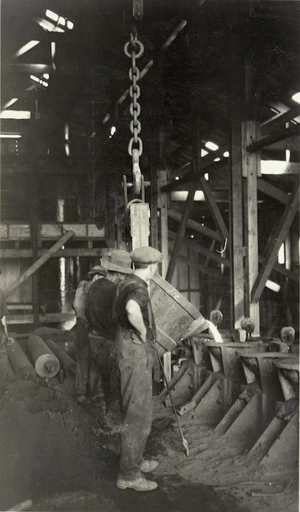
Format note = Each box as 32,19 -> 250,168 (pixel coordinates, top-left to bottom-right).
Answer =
116,476 -> 158,491
140,459 -> 159,473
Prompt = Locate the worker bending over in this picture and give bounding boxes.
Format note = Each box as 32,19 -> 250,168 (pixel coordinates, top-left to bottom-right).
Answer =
114,246 -> 162,492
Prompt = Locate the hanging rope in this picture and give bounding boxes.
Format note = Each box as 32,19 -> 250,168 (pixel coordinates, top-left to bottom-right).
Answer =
124,32 -> 144,196
216,238 -> 227,254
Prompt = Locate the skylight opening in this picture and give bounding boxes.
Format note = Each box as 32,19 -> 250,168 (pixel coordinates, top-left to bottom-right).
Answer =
204,173 -> 209,180
46,9 -> 59,22
170,190 -> 205,201
30,75 -> 48,87
110,126 -> 116,137
278,243 -> 285,265
201,149 -> 208,157
291,92 -> 300,105
214,157 -> 221,162
0,133 -> 22,139
43,73 -> 50,80
223,151 -> 229,158
0,110 -> 31,119
37,19 -> 65,33
2,98 -> 19,109
205,141 -> 219,151
64,124 -> 70,157
261,160 -> 291,175
45,10 -> 74,30
15,40 -> 40,58
265,280 -> 280,293
175,176 -> 180,181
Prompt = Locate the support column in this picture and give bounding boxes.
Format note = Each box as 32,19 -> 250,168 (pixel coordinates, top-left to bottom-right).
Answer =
30,93 -> 40,328
230,55 -> 260,332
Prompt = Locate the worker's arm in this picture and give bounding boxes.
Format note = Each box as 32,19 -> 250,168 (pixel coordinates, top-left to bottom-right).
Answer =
126,299 -> 147,342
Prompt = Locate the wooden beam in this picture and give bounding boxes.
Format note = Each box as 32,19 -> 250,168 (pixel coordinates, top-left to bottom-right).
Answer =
0,222 -> 105,240
261,104 -> 300,132
4,231 -> 74,299
169,231 -> 230,268
252,183 -> 300,302
6,312 -> 75,325
257,178 -> 293,205
168,209 -> 221,242
166,180 -> 197,282
158,170 -> 169,279
247,124 -> 300,153
199,176 -> 229,241
0,248 -> 105,259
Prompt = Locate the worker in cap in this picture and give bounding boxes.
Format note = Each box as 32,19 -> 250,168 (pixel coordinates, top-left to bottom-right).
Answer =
85,249 -> 132,419
113,246 -> 162,492
73,263 -> 107,403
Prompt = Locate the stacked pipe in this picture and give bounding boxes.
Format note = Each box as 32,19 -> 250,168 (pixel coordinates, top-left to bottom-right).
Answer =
26,334 -> 60,378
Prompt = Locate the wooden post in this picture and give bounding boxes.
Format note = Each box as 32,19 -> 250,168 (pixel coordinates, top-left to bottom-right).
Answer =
30,94 -> 40,327
230,58 -> 245,327
150,167 -> 159,249
158,170 -> 169,279
166,179 -> 197,283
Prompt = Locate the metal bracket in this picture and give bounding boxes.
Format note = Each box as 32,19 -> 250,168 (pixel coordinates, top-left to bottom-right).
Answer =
133,0 -> 143,20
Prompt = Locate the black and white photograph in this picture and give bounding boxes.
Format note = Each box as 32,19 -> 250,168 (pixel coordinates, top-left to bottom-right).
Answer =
0,1 -> 299,511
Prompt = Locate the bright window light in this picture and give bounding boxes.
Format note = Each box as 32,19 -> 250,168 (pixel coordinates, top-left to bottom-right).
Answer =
0,133 -> 22,139
30,75 -> 49,87
43,73 -> 50,80
51,42 -> 56,59
65,143 -> 70,157
291,92 -> 300,105
15,40 -> 40,58
223,151 -> 229,158
214,157 -> 221,162
0,110 -> 31,119
205,141 -> 219,151
265,280 -> 281,293
37,19 -> 65,33
261,160 -> 293,175
45,10 -> 74,30
204,173 -> 209,180
201,149 -> 208,157
2,98 -> 18,109
110,126 -> 116,136
46,9 -> 59,22
175,176 -> 180,180
278,243 -> 285,264
170,190 -> 205,201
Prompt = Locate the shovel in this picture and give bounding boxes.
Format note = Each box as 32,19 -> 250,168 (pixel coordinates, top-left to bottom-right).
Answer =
154,347 -> 189,457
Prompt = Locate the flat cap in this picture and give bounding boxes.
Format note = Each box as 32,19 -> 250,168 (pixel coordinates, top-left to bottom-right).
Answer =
130,246 -> 162,264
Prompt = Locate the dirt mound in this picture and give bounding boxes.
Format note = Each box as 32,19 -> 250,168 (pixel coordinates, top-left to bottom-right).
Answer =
0,379 -> 112,510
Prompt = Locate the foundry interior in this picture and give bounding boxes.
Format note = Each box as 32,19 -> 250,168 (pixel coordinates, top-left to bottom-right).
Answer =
0,0 -> 299,511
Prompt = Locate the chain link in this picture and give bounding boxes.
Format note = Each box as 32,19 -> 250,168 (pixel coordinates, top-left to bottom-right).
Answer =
124,32 -> 144,195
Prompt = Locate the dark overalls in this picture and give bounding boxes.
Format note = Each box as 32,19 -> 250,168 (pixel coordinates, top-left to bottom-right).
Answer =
114,275 -> 156,480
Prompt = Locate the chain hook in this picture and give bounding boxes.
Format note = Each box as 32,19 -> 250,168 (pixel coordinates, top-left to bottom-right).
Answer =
124,30 -> 144,198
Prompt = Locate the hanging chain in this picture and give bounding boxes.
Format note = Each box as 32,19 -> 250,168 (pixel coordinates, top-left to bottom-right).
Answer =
124,32 -> 144,195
